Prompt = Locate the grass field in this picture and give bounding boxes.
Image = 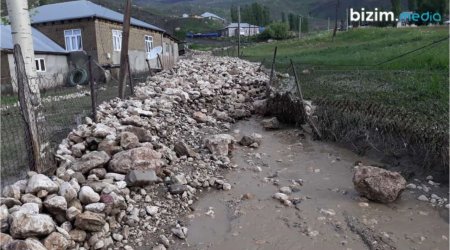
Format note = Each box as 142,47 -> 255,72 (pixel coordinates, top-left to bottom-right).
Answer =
241,27 -> 449,71
229,27 -> 449,125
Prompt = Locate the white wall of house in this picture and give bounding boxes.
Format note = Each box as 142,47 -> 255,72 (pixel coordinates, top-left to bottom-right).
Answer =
222,27 -> 260,37
7,53 -> 69,91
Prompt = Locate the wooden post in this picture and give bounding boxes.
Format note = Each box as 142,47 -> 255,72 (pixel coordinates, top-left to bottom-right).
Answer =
13,44 -> 42,172
269,46 -> 278,84
146,59 -> 154,76
157,54 -> 164,70
299,15 -> 302,39
237,6 -> 241,58
88,55 -> 97,122
118,0 -> 132,98
257,58 -> 266,72
127,55 -> 134,96
290,59 -> 322,139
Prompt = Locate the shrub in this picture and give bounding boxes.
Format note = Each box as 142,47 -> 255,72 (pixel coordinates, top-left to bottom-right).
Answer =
259,22 -> 290,40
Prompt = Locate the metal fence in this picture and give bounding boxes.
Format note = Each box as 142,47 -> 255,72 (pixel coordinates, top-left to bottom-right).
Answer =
1,57 -> 143,186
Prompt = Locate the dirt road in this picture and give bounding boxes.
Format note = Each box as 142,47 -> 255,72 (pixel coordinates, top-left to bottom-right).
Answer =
174,118 -> 449,250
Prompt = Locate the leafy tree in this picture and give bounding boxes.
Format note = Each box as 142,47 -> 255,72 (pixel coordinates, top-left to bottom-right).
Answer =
408,0 -> 417,10
259,22 -> 289,40
281,12 -> 286,23
230,5 -> 238,22
390,0 -> 401,16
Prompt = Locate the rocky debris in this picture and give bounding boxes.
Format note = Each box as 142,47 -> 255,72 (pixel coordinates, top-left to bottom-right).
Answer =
261,117 -> 281,130
173,141 -> 197,158
171,225 -> 188,239
71,151 -> 110,174
109,147 -> 164,174
0,53 -> 269,249
204,134 -> 235,156
25,174 -> 58,194
125,170 -> 158,187
239,133 -> 262,147
9,213 -> 55,239
353,165 -> 406,203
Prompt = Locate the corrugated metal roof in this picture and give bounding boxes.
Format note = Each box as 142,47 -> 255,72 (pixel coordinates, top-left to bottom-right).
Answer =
0,25 -> 67,53
30,0 -> 165,32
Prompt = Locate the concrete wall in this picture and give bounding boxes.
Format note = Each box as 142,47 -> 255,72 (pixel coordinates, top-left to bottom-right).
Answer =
6,53 -> 69,92
222,27 -> 260,37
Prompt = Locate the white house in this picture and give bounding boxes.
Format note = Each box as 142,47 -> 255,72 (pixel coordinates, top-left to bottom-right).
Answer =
220,23 -> 260,37
200,12 -> 225,23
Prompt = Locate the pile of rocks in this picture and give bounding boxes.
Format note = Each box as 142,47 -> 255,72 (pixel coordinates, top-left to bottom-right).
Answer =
0,53 -> 269,250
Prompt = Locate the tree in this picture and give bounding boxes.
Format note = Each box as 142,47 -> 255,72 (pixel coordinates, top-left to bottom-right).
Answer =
281,12 -> 286,23
259,22 -> 289,40
408,0 -> 417,10
390,0 -> 401,16
230,5 -> 238,22
301,16 -> 309,33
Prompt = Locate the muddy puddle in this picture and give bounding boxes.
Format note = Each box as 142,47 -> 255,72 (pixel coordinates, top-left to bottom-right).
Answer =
174,118 -> 449,250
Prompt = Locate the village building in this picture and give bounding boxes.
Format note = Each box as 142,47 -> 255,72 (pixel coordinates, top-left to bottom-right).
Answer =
30,0 -> 179,74
1,25 -> 69,93
220,23 -> 260,37
2,0 -> 179,92
200,12 -> 226,23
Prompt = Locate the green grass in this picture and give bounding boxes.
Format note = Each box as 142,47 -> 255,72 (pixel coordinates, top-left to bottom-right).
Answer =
241,27 -> 449,71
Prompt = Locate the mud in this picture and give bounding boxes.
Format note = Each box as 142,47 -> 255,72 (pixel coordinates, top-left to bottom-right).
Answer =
174,118 -> 449,250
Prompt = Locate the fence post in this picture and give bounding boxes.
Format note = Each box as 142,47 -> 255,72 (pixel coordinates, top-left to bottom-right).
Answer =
257,58 -> 266,72
269,46 -> 278,85
127,55 -> 134,96
88,55 -> 97,122
157,54 -> 164,70
13,44 -> 42,172
290,59 -> 322,139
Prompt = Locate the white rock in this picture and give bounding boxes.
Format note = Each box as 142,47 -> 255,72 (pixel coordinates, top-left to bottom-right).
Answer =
78,186 -> 100,204
26,174 -> 59,194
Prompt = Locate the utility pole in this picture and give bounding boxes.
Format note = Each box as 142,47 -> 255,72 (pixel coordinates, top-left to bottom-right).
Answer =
346,8 -> 349,31
237,6 -> 241,57
6,0 -> 40,101
118,0 -> 132,99
332,0 -> 340,40
328,17 -> 330,31
298,15 -> 302,39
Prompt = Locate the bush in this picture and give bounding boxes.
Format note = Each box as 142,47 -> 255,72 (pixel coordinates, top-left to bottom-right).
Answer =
259,22 -> 290,40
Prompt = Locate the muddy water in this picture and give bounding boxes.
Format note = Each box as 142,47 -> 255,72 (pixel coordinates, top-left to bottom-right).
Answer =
175,118 -> 449,250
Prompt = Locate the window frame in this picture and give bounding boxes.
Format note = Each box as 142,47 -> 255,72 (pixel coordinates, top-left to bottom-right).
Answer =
35,58 -> 46,72
112,29 -> 123,52
144,35 -> 153,55
64,29 -> 83,51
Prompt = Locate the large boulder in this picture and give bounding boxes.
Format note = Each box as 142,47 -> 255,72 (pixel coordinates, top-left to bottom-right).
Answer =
353,165 -> 406,203
43,232 -> 69,250
74,211 -> 106,232
71,151 -> 110,174
0,205 -> 9,232
120,132 -> 140,149
173,141 -> 197,158
261,117 -> 281,130
108,147 -> 164,174
125,170 -> 158,187
10,213 -> 55,238
78,186 -> 100,204
25,174 -> 58,194
43,196 -> 67,214
203,134 -> 235,156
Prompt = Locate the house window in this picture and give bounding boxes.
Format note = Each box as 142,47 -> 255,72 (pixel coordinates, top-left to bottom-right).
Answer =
35,58 -> 46,72
64,29 -> 82,51
145,35 -> 153,54
112,30 -> 122,51
165,42 -> 170,54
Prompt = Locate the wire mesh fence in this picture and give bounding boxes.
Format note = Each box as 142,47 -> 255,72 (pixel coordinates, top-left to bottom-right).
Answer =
212,45 -> 449,174
1,57 -> 142,186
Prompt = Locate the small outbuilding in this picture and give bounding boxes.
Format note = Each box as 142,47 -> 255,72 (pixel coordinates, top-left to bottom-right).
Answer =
220,23 -> 260,37
0,25 -> 69,94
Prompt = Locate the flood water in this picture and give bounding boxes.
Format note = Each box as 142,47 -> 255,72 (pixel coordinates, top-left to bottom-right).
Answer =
175,118 -> 449,250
